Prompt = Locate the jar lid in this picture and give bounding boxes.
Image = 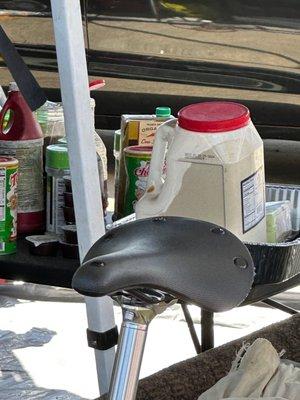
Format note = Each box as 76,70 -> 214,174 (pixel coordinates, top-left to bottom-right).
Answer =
124,146 -> 153,156
178,102 -> 250,133
46,144 -> 69,170
156,107 -> 171,118
58,137 -> 67,145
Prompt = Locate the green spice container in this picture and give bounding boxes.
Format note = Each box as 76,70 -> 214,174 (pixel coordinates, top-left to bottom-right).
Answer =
123,146 -> 152,216
46,144 -> 70,234
0,156 -> 18,255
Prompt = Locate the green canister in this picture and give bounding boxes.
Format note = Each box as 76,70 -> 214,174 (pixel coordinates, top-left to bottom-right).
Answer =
0,156 -> 18,255
123,146 -> 152,216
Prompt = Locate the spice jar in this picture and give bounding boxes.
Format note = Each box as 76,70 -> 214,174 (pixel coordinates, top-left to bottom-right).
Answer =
46,144 -> 70,234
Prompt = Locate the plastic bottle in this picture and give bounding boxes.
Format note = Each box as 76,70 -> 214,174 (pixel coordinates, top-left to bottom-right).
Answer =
36,100 -> 65,149
0,82 -> 44,234
37,97 -> 108,213
90,98 -> 108,212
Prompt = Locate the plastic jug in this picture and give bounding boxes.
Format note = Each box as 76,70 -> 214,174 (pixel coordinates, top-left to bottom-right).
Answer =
136,102 -> 266,242
0,83 -> 44,234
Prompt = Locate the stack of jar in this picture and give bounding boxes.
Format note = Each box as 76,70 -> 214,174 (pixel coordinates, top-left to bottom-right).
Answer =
113,107 -> 173,220
0,81 -> 108,257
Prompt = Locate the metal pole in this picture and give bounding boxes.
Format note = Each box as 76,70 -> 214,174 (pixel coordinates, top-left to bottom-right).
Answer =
181,303 -> 201,354
50,0 -> 115,394
262,298 -> 299,315
201,309 -> 214,351
109,309 -> 149,400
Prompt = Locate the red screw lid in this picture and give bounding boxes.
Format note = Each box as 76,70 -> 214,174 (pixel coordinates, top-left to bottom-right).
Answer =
178,102 -> 250,133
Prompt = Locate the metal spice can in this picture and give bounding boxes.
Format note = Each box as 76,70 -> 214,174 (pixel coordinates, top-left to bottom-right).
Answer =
123,146 -> 152,216
0,156 -> 18,255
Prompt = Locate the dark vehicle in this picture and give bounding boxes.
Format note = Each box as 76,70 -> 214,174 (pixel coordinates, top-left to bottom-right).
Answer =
0,1 -> 300,183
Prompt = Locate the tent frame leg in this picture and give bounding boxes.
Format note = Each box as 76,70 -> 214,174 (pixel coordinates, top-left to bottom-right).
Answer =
50,0 -> 116,395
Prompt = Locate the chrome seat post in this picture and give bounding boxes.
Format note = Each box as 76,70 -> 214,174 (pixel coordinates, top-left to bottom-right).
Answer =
108,294 -> 175,400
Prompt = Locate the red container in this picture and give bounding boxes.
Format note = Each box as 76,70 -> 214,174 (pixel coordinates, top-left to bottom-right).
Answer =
0,83 -> 44,234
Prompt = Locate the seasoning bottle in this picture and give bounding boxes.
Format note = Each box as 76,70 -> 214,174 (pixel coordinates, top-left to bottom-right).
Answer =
56,135 -> 107,215
46,144 -> 70,234
0,82 -> 44,234
40,98 -> 108,214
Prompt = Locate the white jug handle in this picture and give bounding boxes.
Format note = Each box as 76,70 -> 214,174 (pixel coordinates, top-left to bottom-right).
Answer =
146,118 -> 177,197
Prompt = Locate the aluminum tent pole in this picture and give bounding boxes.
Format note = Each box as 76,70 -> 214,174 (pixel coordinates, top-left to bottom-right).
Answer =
50,0 -> 115,394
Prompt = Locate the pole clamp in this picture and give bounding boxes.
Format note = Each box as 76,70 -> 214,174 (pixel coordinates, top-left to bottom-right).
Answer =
86,326 -> 119,350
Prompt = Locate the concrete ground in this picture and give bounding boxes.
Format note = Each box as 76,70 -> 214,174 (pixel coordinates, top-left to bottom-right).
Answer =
0,283 -> 299,400
0,175 -> 299,399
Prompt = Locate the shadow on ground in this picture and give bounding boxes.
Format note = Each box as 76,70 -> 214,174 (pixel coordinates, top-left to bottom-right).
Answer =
0,324 -> 86,399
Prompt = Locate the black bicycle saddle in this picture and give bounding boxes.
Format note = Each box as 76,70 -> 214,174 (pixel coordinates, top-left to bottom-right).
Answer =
72,217 -> 255,312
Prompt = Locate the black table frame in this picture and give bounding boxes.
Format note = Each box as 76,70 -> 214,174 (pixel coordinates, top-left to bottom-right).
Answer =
184,273 -> 300,353
0,238 -> 299,354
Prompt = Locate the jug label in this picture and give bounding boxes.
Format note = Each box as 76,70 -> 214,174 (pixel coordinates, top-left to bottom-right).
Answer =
138,121 -> 163,146
241,167 -> 265,233
47,176 -> 65,234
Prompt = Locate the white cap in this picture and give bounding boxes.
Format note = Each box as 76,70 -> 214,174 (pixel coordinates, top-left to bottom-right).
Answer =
8,82 -> 19,92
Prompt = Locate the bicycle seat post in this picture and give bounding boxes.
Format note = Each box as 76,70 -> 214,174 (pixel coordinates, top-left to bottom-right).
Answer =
108,293 -> 175,400
72,217 -> 255,400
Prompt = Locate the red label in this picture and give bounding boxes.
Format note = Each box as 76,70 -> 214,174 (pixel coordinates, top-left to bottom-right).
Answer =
134,162 -> 150,178
9,171 -> 18,187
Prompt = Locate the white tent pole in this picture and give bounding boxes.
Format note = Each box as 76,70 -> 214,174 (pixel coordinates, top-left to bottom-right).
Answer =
50,0 -> 115,394
0,85 -> 7,107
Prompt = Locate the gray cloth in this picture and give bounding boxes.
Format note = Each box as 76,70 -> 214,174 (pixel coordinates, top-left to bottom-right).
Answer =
198,338 -> 300,400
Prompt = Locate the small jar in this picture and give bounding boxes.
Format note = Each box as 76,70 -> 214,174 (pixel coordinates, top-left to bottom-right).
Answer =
46,144 -> 70,234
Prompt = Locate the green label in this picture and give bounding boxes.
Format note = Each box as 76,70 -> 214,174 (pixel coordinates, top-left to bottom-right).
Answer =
0,165 -> 18,254
124,154 -> 151,216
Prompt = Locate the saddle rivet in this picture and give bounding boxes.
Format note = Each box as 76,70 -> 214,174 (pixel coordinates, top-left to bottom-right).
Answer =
233,257 -> 248,269
211,227 -> 225,235
152,216 -> 166,222
99,261 -> 105,267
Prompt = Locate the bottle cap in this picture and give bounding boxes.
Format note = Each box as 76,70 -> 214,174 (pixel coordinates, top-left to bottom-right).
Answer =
156,107 -> 171,118
8,82 -> 19,92
46,144 -> 69,170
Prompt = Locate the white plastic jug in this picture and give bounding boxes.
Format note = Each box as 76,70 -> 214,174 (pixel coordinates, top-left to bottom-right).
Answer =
135,102 -> 266,242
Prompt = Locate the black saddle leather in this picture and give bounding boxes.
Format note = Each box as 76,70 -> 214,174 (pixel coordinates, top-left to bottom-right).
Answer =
72,217 -> 254,312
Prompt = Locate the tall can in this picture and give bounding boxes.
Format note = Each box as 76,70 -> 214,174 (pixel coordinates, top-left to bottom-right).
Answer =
0,156 -> 18,255
123,146 -> 152,216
